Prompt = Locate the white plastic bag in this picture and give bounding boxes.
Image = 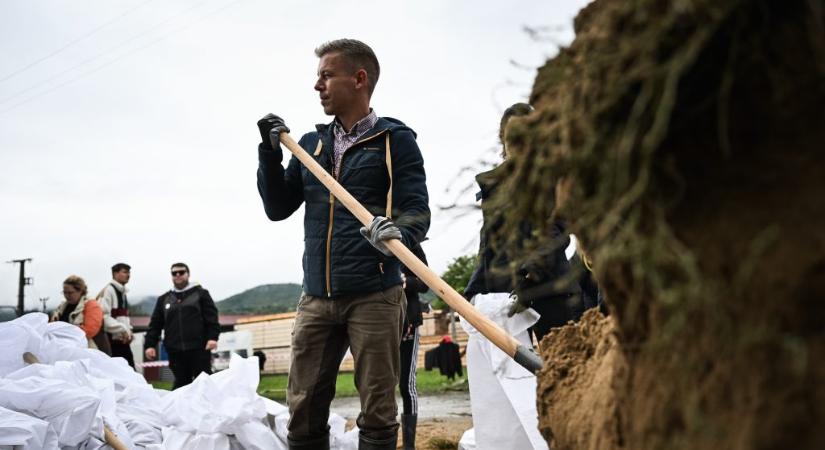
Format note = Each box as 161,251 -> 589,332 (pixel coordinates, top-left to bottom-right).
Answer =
458,427 -> 476,450
0,376 -> 102,447
0,405 -> 59,449
161,428 -> 230,450
463,293 -> 548,450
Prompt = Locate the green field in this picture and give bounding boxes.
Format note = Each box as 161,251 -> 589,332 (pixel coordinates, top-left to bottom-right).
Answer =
151,368 -> 467,401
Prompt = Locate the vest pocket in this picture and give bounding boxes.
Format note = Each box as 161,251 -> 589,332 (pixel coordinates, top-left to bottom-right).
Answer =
344,149 -> 384,170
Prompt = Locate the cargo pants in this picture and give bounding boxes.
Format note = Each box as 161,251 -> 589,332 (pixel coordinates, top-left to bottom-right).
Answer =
287,285 -> 406,446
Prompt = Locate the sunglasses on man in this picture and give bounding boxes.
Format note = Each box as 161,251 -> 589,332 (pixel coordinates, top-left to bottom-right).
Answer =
171,270 -> 188,276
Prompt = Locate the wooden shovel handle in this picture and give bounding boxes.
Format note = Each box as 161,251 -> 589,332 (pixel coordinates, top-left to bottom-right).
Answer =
279,132 -> 543,372
22,351 -> 39,365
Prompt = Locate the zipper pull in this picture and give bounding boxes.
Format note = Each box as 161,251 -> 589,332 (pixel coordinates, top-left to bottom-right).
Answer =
379,262 -> 384,274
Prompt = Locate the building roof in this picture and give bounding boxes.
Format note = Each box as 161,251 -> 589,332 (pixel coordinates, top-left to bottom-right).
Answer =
234,312 -> 297,324
130,314 -> 261,329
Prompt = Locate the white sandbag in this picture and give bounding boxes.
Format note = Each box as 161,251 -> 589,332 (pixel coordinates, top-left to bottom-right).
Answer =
37,344 -> 147,391
0,405 -> 58,449
4,358 -> 138,449
462,293 -> 548,450
42,318 -> 88,348
0,376 -> 102,447
0,313 -> 145,390
0,313 -> 50,377
262,387 -> 355,449
331,421 -> 359,450
117,385 -> 165,447
0,313 -> 86,376
157,353 -> 279,448
159,354 -> 266,431
0,314 -> 357,450
261,397 -> 288,417
271,409 -> 290,445
233,420 -> 281,450
161,428 -> 230,450
458,427 -> 476,450
0,314 -> 145,448
328,414 -> 347,442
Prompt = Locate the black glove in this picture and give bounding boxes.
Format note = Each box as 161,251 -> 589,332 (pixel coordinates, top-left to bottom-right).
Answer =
506,266 -> 543,317
507,292 -> 530,317
257,113 -> 290,151
359,216 -> 402,256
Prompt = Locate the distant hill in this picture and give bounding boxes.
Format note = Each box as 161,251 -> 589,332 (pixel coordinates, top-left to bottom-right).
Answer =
129,296 -> 160,315
127,283 -> 303,316
216,283 -> 302,315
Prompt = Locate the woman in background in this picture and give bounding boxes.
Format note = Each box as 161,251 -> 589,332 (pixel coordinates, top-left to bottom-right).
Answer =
51,275 -> 106,351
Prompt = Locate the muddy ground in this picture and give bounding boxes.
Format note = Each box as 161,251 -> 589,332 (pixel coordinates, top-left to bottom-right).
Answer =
333,392 -> 473,449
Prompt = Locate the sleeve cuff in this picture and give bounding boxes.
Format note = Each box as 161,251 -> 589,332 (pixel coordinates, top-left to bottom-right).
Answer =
258,143 -> 283,165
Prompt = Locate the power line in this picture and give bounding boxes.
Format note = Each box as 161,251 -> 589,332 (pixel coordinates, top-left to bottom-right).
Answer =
0,0 -> 214,108
0,0 -> 246,117
0,0 -> 157,85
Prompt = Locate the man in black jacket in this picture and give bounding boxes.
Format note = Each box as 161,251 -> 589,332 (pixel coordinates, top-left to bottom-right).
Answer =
257,39 -> 429,450
143,262 -> 220,390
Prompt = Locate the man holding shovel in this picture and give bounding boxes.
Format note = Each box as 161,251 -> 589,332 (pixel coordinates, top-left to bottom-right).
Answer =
256,39 -> 430,450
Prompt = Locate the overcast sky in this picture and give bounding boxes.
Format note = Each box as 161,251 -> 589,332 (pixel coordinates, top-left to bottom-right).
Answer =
0,0 -> 589,308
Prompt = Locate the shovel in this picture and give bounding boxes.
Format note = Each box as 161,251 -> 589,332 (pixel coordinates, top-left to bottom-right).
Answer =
276,131 -> 543,373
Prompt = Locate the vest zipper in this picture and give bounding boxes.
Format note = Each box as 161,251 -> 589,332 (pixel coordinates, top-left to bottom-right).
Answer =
324,129 -> 389,297
326,192 -> 334,297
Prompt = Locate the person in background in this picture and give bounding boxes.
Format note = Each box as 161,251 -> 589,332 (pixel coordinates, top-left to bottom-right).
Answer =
463,102 -> 584,343
398,242 -> 430,450
52,275 -> 106,350
461,104 -> 558,450
97,262 -> 134,366
143,263 -> 220,390
464,104 -> 536,303
253,349 -> 267,373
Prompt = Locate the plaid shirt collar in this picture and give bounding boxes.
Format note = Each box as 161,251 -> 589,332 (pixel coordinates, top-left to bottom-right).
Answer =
331,109 -> 379,176
333,109 -> 378,141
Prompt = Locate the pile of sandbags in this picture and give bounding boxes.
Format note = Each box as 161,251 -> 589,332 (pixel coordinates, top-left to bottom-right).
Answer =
0,313 -> 358,449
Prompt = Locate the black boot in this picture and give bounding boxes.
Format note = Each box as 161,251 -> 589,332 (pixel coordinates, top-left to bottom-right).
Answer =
288,434 -> 330,450
401,414 -> 417,450
358,432 -> 397,450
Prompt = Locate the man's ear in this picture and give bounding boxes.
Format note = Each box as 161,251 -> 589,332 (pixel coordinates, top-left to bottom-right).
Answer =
354,69 -> 368,90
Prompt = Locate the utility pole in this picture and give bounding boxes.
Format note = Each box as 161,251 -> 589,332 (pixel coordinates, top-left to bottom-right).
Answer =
39,297 -> 49,312
7,258 -> 33,316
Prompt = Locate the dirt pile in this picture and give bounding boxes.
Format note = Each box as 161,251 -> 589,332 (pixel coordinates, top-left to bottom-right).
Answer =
494,0 -> 825,448
536,309 -> 625,449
